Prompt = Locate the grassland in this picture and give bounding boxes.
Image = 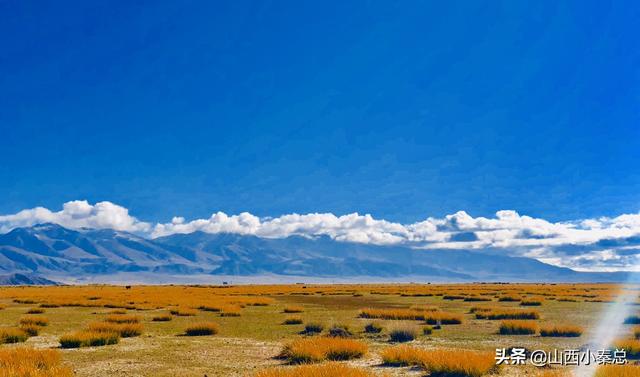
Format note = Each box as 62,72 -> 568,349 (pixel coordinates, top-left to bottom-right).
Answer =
0,283 -> 636,376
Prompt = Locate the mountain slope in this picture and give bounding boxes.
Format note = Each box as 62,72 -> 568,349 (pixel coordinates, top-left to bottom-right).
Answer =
0,224 -> 632,282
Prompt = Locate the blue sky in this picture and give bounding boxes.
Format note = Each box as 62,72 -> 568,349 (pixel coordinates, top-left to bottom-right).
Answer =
1,1 -> 639,225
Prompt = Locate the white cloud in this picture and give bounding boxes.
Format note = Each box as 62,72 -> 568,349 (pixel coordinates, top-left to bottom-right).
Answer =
0,200 -> 150,234
2,201 -> 640,271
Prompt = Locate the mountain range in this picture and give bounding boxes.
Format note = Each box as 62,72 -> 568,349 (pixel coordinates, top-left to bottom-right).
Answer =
0,223 -> 632,284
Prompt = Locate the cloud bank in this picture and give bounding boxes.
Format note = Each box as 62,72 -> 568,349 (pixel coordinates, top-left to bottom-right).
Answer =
2,200 -> 640,272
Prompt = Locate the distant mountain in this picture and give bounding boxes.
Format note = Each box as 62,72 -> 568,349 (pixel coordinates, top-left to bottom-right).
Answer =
0,273 -> 59,286
0,223 -> 633,283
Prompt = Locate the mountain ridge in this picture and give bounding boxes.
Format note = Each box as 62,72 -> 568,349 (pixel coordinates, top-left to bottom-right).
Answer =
0,223 -> 633,283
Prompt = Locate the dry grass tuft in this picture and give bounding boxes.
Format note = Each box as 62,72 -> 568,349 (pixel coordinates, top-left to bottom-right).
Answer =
475,308 -> 540,320
381,345 -> 495,377
59,330 -> 119,348
613,339 -> 640,358
220,305 -> 242,317
283,317 -> 303,325
389,326 -> 418,342
253,362 -> 378,377
104,314 -> 140,324
303,322 -> 324,334
0,347 -> 73,377
184,322 -> 220,336
170,307 -> 197,316
87,321 -> 143,337
364,322 -> 384,334
19,315 -> 49,327
19,324 -> 41,337
279,337 -> 368,363
0,327 -> 28,344
520,299 -> 543,306
359,308 -> 462,324
595,364 -> 640,377
26,308 -> 45,314
539,324 -> 583,337
152,314 -> 173,322
499,320 -> 538,335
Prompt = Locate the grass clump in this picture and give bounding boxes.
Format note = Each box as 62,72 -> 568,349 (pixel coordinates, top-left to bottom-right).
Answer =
498,320 -> 538,335
613,339 -> 640,358
423,325 -> 433,335
475,308 -> 540,320
498,295 -> 521,302
152,314 -> 173,322
520,299 -> 543,306
220,305 -> 242,317
87,321 -> 143,337
26,308 -> 45,314
424,311 -> 463,325
170,308 -> 197,316
19,324 -> 41,337
381,345 -> 495,377
0,347 -> 73,377
364,322 -> 383,334
59,330 -> 119,348
0,328 -> 28,344
328,324 -> 353,338
283,317 -> 303,325
303,322 -> 324,334
539,324 -> 583,337
254,362 -> 376,377
184,322 -> 219,336
104,314 -> 140,324
278,337 -> 367,363
283,305 -> 304,313
389,326 -> 418,342
19,315 -> 49,327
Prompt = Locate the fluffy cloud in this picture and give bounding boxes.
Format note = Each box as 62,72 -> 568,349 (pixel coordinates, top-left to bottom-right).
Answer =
0,200 -> 150,234
2,201 -> 640,271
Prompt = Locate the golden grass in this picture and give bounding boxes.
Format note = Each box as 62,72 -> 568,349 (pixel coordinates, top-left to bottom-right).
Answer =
303,322 -> 324,334
152,314 -> 173,322
19,315 -> 49,327
0,283 -> 616,312
0,327 -> 28,344
389,326 -> 418,342
359,308 -> 462,324
520,299 -> 543,306
59,330 -> 119,348
0,347 -> 72,377
87,321 -> 143,337
253,362 -> 379,377
613,339 -> 640,358
539,324 -> 583,337
26,307 -> 45,314
364,322 -> 383,334
381,345 -> 495,377
220,305 -> 242,317
498,295 -> 521,302
184,322 -> 220,336
475,308 -> 540,320
595,364 -> 640,377
381,344 -> 428,366
279,337 -> 368,363
498,320 -> 538,335
170,307 -> 197,316
283,316 -> 303,325
19,323 -> 41,337
283,305 -> 304,313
